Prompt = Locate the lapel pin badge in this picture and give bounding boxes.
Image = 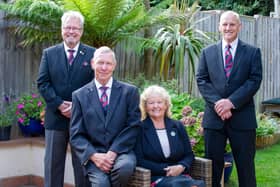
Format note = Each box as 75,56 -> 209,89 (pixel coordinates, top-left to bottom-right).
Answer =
83,61 -> 89,66
171,131 -> 176,136
79,50 -> 85,55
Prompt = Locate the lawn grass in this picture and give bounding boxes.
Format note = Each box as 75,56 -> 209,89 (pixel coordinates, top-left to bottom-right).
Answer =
225,142 -> 280,187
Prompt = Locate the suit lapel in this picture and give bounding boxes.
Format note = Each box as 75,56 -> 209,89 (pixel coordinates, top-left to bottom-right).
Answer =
164,118 -> 177,158
56,43 -> 68,77
105,80 -> 122,125
86,81 -> 105,123
70,43 -> 86,77
229,39 -> 245,78
143,118 -> 168,159
216,42 -> 227,80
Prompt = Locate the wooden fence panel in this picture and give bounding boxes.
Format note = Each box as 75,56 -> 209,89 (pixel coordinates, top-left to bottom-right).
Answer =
0,11 -> 42,110
255,16 -> 280,101
1,10 -> 280,111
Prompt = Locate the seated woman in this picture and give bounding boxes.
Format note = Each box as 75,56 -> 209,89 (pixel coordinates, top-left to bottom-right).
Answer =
134,85 -> 205,187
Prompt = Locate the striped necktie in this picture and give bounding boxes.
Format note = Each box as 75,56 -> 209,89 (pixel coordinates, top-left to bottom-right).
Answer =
224,45 -> 233,77
99,86 -> 109,108
67,49 -> 75,65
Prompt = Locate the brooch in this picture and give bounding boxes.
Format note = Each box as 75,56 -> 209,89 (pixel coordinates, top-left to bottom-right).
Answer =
170,131 -> 176,136
79,50 -> 85,55
82,61 -> 89,66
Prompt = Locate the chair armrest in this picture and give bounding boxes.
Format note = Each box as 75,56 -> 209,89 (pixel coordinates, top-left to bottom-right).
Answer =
190,157 -> 212,187
128,157 -> 212,187
127,166 -> 151,187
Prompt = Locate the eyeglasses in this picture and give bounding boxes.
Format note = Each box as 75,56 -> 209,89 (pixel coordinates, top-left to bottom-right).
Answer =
63,26 -> 82,32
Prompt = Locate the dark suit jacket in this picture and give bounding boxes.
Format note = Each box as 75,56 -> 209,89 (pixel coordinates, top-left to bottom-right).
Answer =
70,79 -> 141,173
196,39 -> 262,130
37,43 -> 95,130
134,117 -> 194,176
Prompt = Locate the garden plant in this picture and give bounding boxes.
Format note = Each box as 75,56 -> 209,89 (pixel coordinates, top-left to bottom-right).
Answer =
13,93 -> 45,126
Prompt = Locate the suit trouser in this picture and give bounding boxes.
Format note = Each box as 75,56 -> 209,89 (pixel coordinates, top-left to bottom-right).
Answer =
204,125 -> 256,187
44,129 -> 90,187
88,151 -> 136,187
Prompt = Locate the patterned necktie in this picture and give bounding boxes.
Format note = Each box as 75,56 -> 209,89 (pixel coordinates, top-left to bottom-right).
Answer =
67,49 -> 75,65
224,45 -> 233,77
99,86 -> 109,108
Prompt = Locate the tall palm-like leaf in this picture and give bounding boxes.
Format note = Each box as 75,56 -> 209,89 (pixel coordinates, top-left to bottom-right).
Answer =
0,0 -> 184,48
153,0 -> 211,93
0,0 -> 63,46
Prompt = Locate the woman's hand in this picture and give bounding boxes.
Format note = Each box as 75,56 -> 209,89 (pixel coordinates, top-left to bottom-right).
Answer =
164,165 -> 185,176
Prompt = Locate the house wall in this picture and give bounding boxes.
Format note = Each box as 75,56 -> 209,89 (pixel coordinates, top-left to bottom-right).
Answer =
0,138 -> 74,186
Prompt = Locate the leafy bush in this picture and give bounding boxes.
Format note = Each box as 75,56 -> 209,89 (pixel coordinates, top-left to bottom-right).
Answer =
0,95 -> 16,127
257,113 -> 278,137
0,106 -> 15,127
171,93 -> 206,157
171,93 -> 205,119
123,73 -> 180,94
190,0 -> 274,16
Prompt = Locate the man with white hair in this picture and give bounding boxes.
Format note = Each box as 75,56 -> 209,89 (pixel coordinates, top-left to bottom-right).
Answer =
70,46 -> 141,187
196,11 -> 262,187
38,11 -> 95,187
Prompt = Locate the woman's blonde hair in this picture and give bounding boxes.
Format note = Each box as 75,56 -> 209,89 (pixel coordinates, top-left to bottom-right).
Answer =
140,85 -> 172,120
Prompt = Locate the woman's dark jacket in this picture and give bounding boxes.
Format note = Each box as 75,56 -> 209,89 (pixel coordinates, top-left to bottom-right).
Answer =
134,117 -> 194,176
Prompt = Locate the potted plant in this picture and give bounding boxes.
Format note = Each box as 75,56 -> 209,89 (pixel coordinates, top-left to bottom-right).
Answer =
0,95 -> 15,141
256,113 -> 279,149
0,107 -> 14,141
14,93 -> 46,136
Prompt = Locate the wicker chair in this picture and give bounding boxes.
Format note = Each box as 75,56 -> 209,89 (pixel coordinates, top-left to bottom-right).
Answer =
127,157 -> 212,187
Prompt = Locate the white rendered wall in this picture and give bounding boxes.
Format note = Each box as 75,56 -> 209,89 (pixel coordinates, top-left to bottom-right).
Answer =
0,139 -> 74,185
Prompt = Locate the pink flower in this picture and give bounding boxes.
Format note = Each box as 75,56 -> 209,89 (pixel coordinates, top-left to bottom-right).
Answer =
18,118 -> 24,124
17,103 -> 24,109
182,106 -> 192,116
197,127 -> 204,136
37,101 -> 42,107
181,116 -> 196,126
190,138 -> 197,147
197,112 -> 204,119
31,93 -> 38,98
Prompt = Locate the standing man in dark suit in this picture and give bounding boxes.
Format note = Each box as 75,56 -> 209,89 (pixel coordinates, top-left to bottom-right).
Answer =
37,11 -> 95,187
70,46 -> 141,187
196,11 -> 262,187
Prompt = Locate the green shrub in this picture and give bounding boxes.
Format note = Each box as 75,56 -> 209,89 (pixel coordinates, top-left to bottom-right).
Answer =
123,73 -> 180,94
256,113 -> 278,137
0,95 -> 16,127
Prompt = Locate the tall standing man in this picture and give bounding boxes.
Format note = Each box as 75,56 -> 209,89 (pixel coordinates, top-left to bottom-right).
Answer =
37,11 -> 95,187
196,11 -> 262,187
70,46 -> 140,187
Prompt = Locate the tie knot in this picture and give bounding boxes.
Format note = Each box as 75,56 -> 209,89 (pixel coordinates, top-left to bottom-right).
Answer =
226,44 -> 231,50
68,49 -> 75,54
99,86 -> 108,92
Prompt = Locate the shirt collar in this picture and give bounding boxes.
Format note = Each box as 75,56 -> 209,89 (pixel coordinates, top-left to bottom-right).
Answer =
64,42 -> 80,54
222,38 -> 238,50
94,77 -> 113,89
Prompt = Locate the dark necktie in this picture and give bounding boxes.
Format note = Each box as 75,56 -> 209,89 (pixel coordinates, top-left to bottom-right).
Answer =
99,86 -> 109,108
67,49 -> 75,65
224,45 -> 233,77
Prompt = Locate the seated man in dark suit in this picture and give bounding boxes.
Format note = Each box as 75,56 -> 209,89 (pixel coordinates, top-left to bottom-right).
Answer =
70,46 -> 141,187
